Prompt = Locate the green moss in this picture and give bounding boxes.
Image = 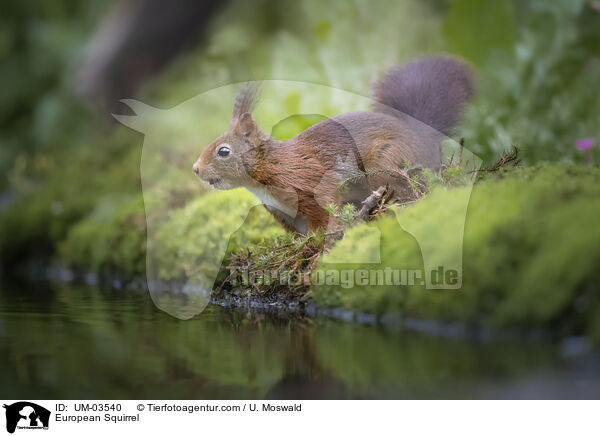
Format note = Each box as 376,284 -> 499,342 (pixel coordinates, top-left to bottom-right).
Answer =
58,187 -> 285,288
314,164 -> 600,340
58,195 -> 147,278
150,189 -> 284,288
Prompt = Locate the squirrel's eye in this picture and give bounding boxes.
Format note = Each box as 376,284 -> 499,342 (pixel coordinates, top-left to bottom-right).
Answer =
217,146 -> 231,158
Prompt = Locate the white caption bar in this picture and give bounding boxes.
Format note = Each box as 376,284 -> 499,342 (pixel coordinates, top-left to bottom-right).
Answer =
1,400 -> 597,435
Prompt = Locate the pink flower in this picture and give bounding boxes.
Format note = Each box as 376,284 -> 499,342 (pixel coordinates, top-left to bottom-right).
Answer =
576,138 -> 594,150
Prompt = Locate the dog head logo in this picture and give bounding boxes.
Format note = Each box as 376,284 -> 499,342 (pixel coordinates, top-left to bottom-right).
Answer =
3,402 -> 50,434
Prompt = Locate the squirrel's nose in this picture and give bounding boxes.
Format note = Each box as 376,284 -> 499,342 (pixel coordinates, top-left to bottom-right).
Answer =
192,162 -> 201,175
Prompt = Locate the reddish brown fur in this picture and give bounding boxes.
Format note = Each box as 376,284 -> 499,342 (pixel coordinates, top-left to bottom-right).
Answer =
193,56 -> 475,234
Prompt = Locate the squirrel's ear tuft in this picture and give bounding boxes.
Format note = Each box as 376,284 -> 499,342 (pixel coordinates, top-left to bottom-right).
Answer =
232,82 -> 260,120
238,112 -> 256,136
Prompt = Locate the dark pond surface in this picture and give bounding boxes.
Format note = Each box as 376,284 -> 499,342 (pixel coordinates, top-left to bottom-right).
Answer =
1,280 -> 599,399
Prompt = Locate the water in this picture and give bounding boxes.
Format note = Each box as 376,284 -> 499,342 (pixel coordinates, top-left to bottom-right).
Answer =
1,281 -> 599,399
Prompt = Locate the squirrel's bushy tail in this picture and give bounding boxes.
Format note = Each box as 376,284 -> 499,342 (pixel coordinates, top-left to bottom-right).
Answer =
372,56 -> 475,136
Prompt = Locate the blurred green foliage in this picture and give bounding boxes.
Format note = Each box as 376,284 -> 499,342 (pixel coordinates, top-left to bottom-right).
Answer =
444,0 -> 516,65
0,133 -> 142,266
458,0 -> 600,163
0,1 -> 113,188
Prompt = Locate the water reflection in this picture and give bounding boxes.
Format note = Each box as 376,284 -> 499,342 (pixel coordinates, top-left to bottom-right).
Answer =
0,281 -> 598,399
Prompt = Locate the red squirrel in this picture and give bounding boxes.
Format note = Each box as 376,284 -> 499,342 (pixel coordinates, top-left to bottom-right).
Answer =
193,56 -> 475,234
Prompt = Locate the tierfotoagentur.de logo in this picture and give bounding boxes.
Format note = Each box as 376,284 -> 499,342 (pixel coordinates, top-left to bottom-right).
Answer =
3,402 -> 50,434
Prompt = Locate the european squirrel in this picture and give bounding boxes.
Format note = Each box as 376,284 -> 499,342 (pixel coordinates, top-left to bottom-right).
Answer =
193,56 -> 475,234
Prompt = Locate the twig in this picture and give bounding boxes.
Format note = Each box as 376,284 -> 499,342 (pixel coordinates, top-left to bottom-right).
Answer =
357,186 -> 387,221
469,146 -> 521,174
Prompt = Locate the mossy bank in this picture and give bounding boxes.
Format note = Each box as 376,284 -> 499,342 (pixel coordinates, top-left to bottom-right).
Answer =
314,164 -> 600,341
15,163 -> 592,342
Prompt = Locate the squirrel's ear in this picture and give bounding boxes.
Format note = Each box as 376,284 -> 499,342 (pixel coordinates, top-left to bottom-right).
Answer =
237,112 -> 256,136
